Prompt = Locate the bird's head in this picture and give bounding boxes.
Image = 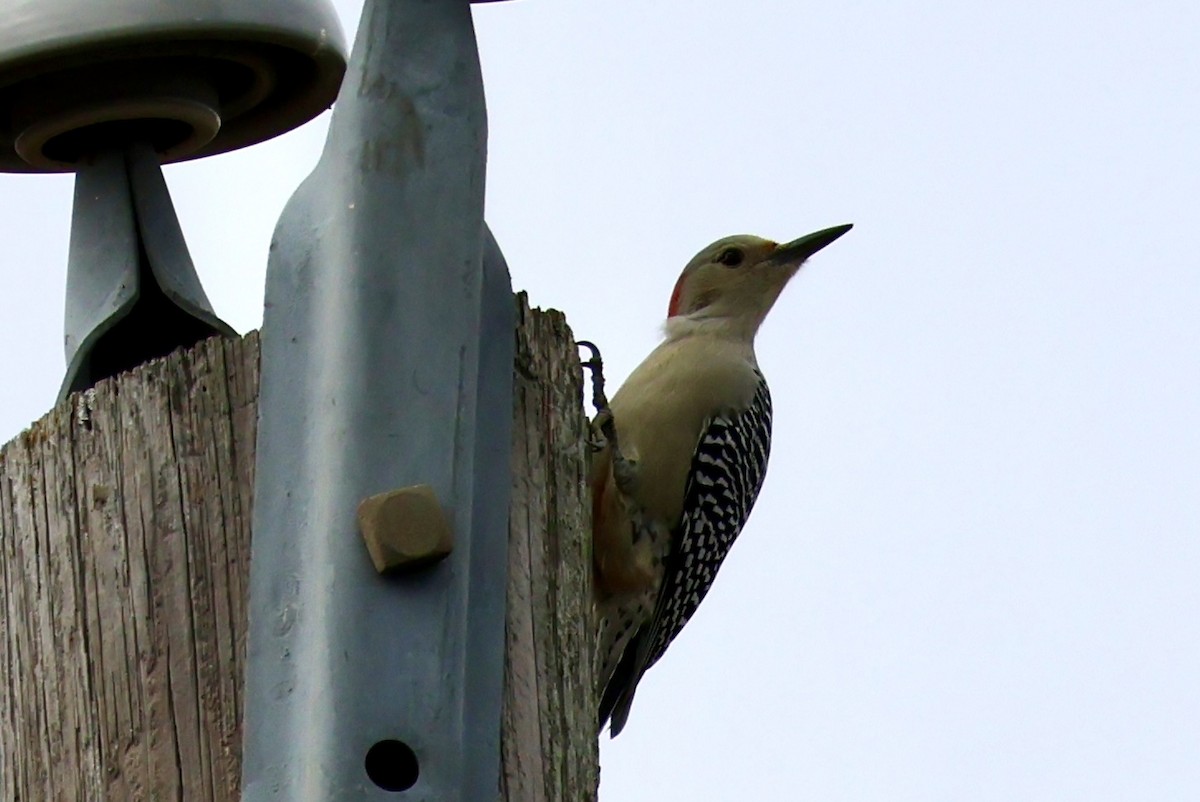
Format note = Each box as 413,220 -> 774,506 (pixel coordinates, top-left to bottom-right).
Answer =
665,224 -> 852,341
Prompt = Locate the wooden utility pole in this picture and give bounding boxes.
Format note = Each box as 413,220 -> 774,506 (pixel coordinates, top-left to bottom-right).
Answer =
0,296 -> 598,801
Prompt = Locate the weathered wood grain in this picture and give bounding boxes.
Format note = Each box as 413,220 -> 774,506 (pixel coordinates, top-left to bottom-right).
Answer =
502,295 -> 599,802
0,297 -> 597,801
0,333 -> 259,801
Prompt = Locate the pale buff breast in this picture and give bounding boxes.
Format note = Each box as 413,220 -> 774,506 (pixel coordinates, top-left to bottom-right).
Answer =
607,334 -> 761,528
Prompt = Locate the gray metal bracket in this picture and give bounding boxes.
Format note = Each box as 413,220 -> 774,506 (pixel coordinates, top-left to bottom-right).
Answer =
241,0 -> 514,798
60,142 -> 235,398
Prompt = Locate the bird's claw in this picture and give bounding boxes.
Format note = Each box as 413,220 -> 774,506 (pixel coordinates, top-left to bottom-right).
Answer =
588,408 -> 613,453
579,339 -> 637,490
577,340 -> 610,414
579,340 -> 615,452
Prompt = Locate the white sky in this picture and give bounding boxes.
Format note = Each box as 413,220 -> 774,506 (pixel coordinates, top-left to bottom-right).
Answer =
2,1 -> 1198,799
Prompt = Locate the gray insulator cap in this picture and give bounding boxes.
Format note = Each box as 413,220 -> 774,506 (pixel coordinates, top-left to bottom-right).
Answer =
0,0 -> 348,172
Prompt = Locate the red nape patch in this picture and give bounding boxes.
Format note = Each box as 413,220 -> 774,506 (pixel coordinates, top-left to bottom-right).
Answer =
667,274 -> 686,318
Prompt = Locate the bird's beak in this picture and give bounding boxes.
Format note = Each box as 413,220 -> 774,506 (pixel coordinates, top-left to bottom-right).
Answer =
770,223 -> 853,266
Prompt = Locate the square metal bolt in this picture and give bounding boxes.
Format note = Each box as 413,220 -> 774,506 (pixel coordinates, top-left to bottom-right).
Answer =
357,484 -> 454,574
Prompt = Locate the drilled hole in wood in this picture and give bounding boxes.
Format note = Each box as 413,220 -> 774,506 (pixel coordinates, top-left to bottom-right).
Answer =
365,739 -> 419,792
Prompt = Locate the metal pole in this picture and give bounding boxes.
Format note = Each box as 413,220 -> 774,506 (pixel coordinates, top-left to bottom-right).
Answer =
241,0 -> 513,798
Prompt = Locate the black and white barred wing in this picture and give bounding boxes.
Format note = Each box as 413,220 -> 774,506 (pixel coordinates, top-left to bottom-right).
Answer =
640,375 -> 773,672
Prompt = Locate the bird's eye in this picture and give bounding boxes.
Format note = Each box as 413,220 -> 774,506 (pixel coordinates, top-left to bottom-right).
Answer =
717,247 -> 744,267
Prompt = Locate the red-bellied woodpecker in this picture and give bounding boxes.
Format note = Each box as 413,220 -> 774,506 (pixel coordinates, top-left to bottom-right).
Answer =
585,223 -> 852,737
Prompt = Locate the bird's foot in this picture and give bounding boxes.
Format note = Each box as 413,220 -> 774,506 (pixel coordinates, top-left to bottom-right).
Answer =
588,408 -> 613,454
578,340 -> 610,413
579,340 -> 639,495
579,340 -> 615,450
